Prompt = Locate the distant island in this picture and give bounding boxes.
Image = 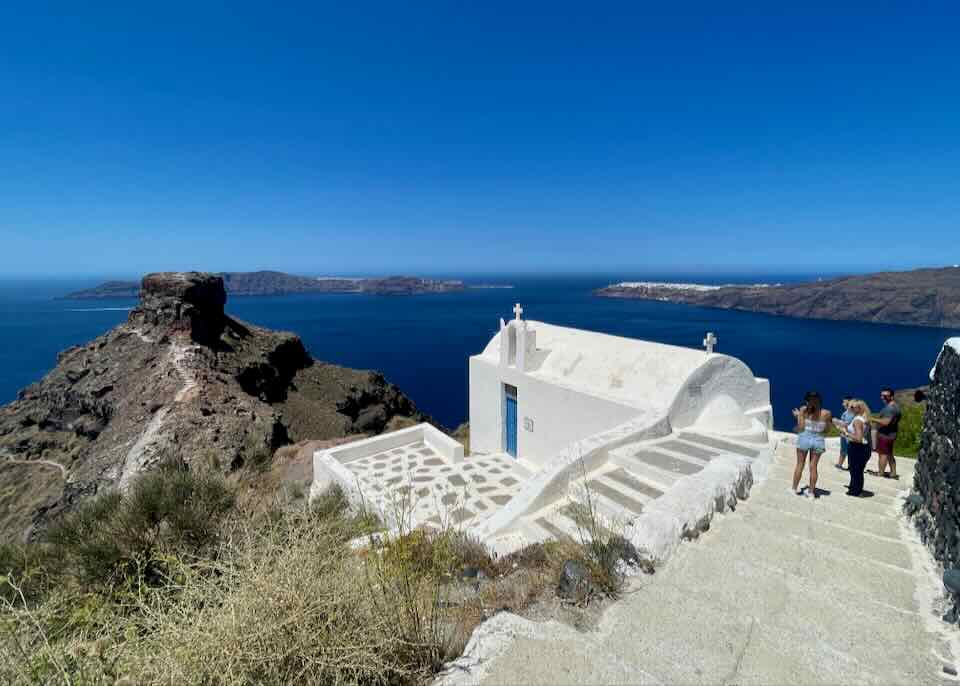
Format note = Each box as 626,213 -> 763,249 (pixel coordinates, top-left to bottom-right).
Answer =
61,271 -> 469,299
595,266 -> 960,329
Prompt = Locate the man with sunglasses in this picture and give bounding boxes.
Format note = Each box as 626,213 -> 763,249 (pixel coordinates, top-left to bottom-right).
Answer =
871,387 -> 901,479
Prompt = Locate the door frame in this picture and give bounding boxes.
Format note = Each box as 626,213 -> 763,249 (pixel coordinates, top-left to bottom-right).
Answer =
503,383 -> 518,457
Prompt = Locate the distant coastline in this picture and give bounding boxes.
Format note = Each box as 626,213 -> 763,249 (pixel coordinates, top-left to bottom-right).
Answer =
58,271 -> 498,299
595,266 -> 960,329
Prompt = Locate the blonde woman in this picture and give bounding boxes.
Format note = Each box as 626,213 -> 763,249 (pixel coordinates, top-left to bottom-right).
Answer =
841,399 -> 872,497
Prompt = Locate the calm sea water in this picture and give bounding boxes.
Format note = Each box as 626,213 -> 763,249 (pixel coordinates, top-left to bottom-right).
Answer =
1,275 -> 956,432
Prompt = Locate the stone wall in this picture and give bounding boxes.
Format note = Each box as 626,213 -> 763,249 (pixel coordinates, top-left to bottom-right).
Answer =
911,341 -> 960,615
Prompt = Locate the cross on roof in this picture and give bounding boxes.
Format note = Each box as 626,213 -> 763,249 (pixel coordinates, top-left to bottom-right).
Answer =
513,303 -> 523,321
703,332 -> 717,354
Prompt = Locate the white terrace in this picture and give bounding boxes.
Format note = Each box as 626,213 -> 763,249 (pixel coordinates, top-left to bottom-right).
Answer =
312,306 -> 775,554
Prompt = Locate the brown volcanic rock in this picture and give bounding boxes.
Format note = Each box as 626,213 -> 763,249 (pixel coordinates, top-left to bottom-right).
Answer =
0,272 -> 431,542
596,266 -> 960,328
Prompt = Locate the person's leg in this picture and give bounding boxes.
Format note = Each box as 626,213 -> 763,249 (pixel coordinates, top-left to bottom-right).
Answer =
888,443 -> 898,478
846,444 -> 857,491
837,436 -> 847,468
793,449 -> 808,492
877,436 -> 896,477
809,452 -> 821,497
849,445 -> 865,495
877,448 -> 887,476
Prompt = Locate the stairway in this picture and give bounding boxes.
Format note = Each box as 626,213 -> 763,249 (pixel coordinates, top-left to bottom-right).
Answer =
517,430 -> 766,545
445,439 -> 955,686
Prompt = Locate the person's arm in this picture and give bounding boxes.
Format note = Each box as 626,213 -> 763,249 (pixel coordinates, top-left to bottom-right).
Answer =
871,414 -> 893,427
792,408 -> 805,431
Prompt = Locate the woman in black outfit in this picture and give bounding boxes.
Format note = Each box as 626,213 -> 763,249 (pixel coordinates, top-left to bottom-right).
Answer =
841,399 -> 872,496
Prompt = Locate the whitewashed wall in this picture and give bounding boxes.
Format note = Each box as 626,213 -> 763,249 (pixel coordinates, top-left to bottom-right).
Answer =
469,355 -> 640,467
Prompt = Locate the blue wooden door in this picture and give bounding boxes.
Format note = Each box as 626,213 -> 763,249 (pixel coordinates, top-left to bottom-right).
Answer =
504,389 -> 518,457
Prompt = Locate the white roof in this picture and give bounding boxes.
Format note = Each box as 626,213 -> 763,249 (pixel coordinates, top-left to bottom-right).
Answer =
477,321 -> 720,410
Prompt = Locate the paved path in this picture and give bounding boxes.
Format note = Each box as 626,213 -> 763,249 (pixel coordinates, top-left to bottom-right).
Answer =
444,447 -> 959,685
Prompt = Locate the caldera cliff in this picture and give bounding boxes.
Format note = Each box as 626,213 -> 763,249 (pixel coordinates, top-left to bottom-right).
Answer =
0,272 -> 431,542
596,266 -> 960,329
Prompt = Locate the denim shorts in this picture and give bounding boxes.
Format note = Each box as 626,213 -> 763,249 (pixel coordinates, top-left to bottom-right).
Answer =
797,432 -> 826,453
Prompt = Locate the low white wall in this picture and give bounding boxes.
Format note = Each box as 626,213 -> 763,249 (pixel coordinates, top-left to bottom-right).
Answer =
469,355 -> 641,467
475,412 -> 672,542
310,423 -> 465,524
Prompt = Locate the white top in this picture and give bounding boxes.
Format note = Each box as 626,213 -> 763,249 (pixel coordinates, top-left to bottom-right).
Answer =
846,415 -> 871,444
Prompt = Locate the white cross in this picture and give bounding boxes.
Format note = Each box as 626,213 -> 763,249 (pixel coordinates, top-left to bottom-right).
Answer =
703,332 -> 717,354
513,303 -> 523,321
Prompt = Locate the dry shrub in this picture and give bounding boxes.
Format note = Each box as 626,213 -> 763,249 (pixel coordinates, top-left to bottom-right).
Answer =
117,514 -> 414,685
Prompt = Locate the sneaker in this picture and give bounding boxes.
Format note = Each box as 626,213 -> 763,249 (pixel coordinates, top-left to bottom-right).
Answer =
806,489 -> 815,499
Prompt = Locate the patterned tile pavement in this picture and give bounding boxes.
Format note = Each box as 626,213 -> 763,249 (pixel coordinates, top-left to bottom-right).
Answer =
340,441 -> 530,528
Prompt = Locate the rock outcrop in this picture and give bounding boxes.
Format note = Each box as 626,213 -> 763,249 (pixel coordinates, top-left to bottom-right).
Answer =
0,272 -> 432,542
595,266 -> 960,329
909,339 -> 960,619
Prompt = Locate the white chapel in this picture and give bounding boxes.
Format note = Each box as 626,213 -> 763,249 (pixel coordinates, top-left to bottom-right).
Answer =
314,303 -> 773,552
468,305 -> 772,468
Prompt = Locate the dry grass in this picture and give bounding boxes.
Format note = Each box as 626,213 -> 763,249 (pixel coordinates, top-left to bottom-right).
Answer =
0,460 -> 642,685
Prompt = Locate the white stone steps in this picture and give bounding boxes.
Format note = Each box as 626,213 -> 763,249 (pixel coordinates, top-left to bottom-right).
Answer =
569,480 -> 643,527
601,467 -> 664,500
611,442 -> 705,475
677,431 -> 764,458
747,499 -> 904,543
766,466 -> 906,502
649,437 -> 720,462
747,489 -> 905,538
656,543 -> 943,681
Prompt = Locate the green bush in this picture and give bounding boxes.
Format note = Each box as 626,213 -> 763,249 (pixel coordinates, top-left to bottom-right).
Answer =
0,543 -> 58,603
896,403 -> 924,458
46,462 -> 235,589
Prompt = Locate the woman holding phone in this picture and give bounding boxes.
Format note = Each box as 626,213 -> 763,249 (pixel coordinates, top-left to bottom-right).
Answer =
792,391 -> 832,498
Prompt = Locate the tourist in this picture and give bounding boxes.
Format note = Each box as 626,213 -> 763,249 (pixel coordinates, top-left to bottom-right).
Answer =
871,387 -> 901,479
834,396 -> 854,470
792,391 -> 832,497
840,399 -> 872,496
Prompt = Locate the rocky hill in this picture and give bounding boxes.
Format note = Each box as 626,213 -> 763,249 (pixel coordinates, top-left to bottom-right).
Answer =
0,272 -> 432,542
61,271 -> 465,298
595,266 -> 960,328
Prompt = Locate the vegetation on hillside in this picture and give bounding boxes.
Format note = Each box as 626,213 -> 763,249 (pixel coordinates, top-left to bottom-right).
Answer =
1,458 -> 639,685
894,403 -> 924,458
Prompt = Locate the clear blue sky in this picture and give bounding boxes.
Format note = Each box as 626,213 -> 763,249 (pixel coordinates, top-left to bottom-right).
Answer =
2,2 -> 958,278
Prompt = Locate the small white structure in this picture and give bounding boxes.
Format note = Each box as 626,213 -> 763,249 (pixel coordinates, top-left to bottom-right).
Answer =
314,305 -> 774,556
469,309 -> 770,469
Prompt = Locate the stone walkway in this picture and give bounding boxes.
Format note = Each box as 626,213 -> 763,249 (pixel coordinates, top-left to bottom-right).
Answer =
441,445 -> 960,685
344,443 -> 531,527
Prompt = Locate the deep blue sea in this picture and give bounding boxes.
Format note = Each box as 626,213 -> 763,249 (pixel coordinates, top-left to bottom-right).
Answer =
2,275 -> 957,433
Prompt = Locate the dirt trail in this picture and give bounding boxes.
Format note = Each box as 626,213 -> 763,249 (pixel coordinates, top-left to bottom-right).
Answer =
119,337 -> 199,489
1,457 -> 68,478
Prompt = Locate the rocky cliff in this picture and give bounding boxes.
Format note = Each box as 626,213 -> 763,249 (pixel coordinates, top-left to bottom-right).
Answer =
596,266 -> 960,328
0,272 -> 431,542
908,339 -> 960,619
